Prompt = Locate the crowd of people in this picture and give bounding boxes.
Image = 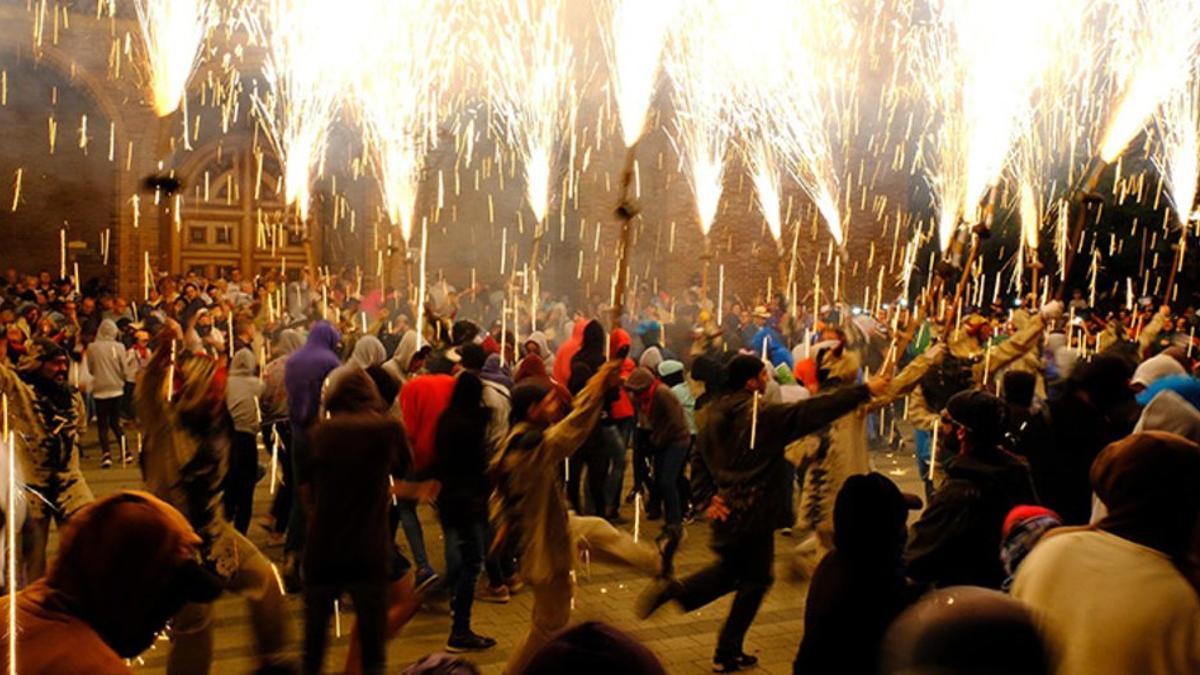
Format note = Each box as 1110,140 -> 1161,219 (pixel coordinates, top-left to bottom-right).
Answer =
0,262 -> 1199,675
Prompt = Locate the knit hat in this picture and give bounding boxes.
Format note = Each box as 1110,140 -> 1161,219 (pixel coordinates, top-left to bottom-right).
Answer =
657,360 -> 684,378
17,337 -> 68,373
726,354 -> 766,390
945,389 -> 1009,446
1000,505 -> 1062,582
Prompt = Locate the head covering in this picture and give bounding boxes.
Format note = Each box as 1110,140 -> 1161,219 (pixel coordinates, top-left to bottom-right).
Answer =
481,353 -> 513,390
391,330 -> 423,373
274,329 -> 304,359
1135,389 -> 1200,443
17,337 -> 67,374
96,318 -> 119,343
752,305 -> 771,319
658,360 -> 685,387
44,491 -> 219,658
833,473 -> 918,560
348,335 -> 387,370
228,347 -> 257,377
460,342 -> 488,371
1090,431 -> 1200,561
523,621 -> 667,675
726,354 -> 765,391
1000,506 -> 1062,582
609,326 -> 632,360
514,353 -> 549,384
1132,353 -> 1187,388
510,379 -> 553,425
553,320 -> 589,385
882,587 -> 1052,675
525,331 -> 551,358
945,389 -> 1009,446
1136,374 -> 1200,410
285,321 -> 343,424
638,345 -> 663,372
325,367 -> 386,415
624,367 -> 656,393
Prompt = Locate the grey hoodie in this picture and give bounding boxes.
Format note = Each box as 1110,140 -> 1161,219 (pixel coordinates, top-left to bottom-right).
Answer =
225,348 -> 265,435
523,331 -> 555,378
327,335 -> 388,394
85,319 -> 128,400
382,331 -> 420,387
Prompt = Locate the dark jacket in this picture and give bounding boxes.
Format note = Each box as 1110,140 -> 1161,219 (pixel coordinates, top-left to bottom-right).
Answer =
905,449 -> 1038,589
697,385 -> 870,538
432,394 -> 492,528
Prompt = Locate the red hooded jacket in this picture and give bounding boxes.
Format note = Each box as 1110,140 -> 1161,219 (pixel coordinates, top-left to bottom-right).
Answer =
399,374 -> 456,473
609,328 -> 636,421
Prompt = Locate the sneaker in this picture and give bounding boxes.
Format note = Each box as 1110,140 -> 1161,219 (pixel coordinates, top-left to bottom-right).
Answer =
504,574 -> 525,594
446,630 -> 497,653
475,584 -> 511,604
100,454 -> 113,469
712,653 -> 758,672
415,568 -> 440,594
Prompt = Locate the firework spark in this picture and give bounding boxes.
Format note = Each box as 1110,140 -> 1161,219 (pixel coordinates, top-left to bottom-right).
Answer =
354,0 -> 459,242
248,0 -> 353,221
748,140 -> 783,244
1100,0 -> 1200,163
667,0 -> 735,237
134,0 -> 216,117
483,0 -> 576,226
911,0 -> 1068,250
599,0 -> 679,148
1153,75 -> 1200,227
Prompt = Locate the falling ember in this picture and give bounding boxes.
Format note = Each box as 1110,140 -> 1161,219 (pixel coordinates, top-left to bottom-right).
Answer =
248,0 -> 353,222
133,0 -> 215,117
353,0 -> 458,243
1100,0 -> 1200,163
748,141 -> 783,243
600,0 -> 680,148
484,0 -> 576,226
1019,179 -> 1040,250
1152,76 -> 1200,228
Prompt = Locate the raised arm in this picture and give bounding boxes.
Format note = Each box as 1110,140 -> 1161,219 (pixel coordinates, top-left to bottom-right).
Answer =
869,344 -> 946,410
760,381 -> 875,446
542,361 -> 620,464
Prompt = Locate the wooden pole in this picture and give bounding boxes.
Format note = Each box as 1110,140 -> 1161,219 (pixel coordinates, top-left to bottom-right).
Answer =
611,144 -> 640,329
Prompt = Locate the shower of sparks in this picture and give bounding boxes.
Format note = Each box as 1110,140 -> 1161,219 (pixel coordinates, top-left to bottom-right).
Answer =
353,0 -> 459,242
731,0 -> 858,247
1153,75 -> 1200,227
1019,179 -> 1041,250
1100,0 -> 1200,163
483,0 -> 576,226
599,0 -> 680,148
910,0 -> 1069,250
667,0 -> 735,238
747,140 -> 783,244
248,0 -> 353,222
133,0 -> 216,117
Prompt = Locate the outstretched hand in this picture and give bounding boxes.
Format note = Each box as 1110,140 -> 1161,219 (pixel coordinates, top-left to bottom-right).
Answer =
865,374 -> 892,397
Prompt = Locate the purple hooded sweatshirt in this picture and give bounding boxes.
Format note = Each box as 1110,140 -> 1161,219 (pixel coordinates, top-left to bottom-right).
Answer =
285,321 -> 342,427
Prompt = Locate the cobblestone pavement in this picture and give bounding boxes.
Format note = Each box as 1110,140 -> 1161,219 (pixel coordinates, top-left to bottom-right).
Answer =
69,430 -> 923,674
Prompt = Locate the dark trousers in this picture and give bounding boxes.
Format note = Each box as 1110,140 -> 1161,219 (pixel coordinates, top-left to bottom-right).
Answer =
285,421 -> 311,555
567,433 -> 608,516
484,524 -> 517,587
675,528 -> 775,659
263,422 -> 293,534
398,500 -> 431,572
303,581 -> 387,675
631,427 -> 653,496
654,442 -> 690,526
223,431 -> 259,534
442,518 -> 487,634
94,396 -> 124,457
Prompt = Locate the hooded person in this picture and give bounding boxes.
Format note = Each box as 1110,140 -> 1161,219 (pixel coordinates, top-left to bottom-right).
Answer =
383,330 -> 430,390
553,319 -> 588,388
304,367 -> 431,675
85,318 -> 128,467
1131,352 -> 1187,392
514,352 -> 550,384
0,491 -> 222,674
223,348 -> 264,534
492,362 -> 662,674
282,320 -> 342,575
606,327 -> 637,519
625,366 -> 690,565
522,331 -> 555,381
882,587 -> 1053,675
788,333 -> 945,576
638,354 -> 889,672
460,343 -> 512,456
999,505 -> 1062,589
1136,373 -> 1200,410
481,352 -> 514,391
260,328 -> 304,539
0,336 -> 93,581
1013,432 -> 1200,675
327,334 -> 388,395
136,321 -> 293,674
398,369 -> 457,587
1134,389 -> 1200,443
905,389 -> 1039,590
793,473 -> 922,675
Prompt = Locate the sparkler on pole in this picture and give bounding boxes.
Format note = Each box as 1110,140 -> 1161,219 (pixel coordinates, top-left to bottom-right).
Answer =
248,0 -> 353,222
133,0 -> 216,117
601,0 -> 679,325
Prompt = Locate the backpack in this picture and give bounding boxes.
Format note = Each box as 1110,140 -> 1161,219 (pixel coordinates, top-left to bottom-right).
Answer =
919,353 -> 978,411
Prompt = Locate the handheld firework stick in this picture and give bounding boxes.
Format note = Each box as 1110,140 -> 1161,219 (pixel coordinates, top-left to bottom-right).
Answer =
611,145 -> 640,329
1053,158 -> 1108,300
1163,232 -> 1186,308
942,222 -> 990,336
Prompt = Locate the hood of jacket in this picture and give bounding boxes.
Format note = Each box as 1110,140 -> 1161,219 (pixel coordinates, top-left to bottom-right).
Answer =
1135,389 -> 1200,444
275,329 -> 304,358
525,331 -> 551,358
96,318 -> 119,343
229,348 -> 257,377
349,335 -> 387,370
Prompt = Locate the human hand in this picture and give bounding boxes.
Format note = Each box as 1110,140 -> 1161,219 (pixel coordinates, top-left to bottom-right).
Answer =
866,375 -> 892,397
705,495 -> 730,522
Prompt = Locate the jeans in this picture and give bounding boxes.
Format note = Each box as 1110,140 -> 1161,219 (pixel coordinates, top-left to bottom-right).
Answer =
94,395 -> 124,457
223,431 -> 259,534
914,428 -> 933,501
485,523 -> 517,588
654,442 -> 689,527
167,531 -> 292,675
674,528 -> 775,660
442,518 -> 487,634
398,501 -> 431,572
567,432 -> 609,516
303,581 -> 387,675
604,420 -> 633,514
